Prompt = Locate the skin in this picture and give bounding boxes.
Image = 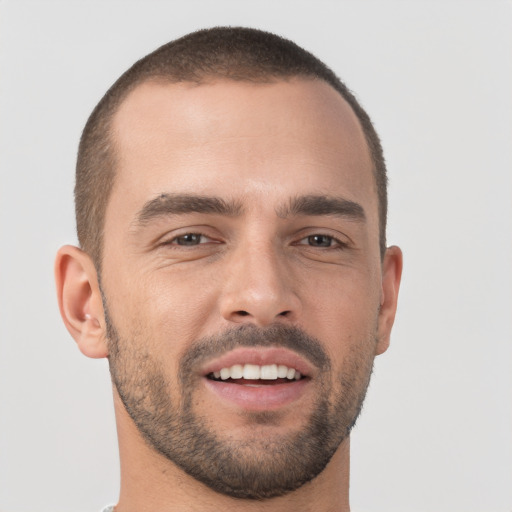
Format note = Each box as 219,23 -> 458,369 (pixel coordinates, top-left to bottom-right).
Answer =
56,78 -> 402,512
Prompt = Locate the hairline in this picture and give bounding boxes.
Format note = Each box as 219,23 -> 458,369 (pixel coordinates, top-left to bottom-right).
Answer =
82,74 -> 386,270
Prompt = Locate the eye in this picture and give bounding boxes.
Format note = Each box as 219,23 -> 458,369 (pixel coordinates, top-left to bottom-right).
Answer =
170,233 -> 211,246
299,234 -> 337,247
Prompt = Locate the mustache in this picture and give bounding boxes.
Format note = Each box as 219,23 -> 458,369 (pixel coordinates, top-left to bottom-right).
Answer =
179,324 -> 331,378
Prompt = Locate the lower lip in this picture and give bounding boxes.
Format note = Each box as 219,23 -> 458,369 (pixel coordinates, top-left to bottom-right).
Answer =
203,378 -> 310,411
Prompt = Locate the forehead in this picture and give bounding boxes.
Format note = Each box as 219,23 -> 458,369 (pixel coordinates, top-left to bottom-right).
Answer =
108,78 -> 376,223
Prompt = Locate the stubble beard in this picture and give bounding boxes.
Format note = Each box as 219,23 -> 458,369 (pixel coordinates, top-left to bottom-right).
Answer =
106,311 -> 376,500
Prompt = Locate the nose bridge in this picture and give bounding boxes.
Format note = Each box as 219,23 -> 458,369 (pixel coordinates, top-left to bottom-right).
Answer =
220,236 -> 300,326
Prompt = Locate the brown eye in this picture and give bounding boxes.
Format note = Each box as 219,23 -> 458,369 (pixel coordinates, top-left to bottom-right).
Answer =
174,233 -> 205,246
306,235 -> 333,247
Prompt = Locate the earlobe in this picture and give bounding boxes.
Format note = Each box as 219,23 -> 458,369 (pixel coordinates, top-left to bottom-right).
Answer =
55,245 -> 108,358
375,245 -> 403,355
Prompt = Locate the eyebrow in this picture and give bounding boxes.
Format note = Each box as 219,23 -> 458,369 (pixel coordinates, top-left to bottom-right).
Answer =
277,195 -> 366,221
133,192 -> 366,227
135,193 -> 244,225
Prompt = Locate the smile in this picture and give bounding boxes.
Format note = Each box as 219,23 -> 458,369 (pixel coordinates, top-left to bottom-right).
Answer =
201,348 -> 312,410
208,363 -> 303,382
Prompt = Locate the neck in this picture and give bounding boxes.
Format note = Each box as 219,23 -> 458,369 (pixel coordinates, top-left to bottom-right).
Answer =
113,392 -> 351,512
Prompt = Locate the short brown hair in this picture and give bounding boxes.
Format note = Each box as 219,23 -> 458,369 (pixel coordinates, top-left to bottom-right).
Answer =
76,26 -> 387,267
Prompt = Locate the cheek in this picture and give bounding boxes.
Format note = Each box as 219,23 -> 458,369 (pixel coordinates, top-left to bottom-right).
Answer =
106,265 -> 221,350
299,267 -> 381,357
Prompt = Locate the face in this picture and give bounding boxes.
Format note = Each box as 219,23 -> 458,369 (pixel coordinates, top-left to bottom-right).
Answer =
101,78 -> 392,498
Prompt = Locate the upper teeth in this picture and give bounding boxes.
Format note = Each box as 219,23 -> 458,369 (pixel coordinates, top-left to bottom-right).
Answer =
212,364 -> 301,381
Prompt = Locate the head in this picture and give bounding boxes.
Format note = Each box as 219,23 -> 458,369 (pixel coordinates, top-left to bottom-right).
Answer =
75,26 -> 388,269
57,27 -> 401,501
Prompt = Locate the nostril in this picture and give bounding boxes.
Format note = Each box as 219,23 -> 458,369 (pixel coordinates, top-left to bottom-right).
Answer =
230,309 -> 293,321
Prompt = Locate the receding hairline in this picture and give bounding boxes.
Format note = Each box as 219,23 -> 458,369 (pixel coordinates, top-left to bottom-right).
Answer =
75,27 -> 388,267
110,75 -> 372,152
95,74 -> 383,264
107,75 -> 376,221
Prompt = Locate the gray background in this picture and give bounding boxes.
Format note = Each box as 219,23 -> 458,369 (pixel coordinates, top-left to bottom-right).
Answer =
1,1 -> 511,511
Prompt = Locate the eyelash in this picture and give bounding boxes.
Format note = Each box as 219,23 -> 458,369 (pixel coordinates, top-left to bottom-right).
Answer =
295,234 -> 347,249
163,232 -> 347,249
164,232 -> 215,247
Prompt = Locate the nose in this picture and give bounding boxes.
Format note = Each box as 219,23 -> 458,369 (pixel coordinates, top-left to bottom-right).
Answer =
219,240 -> 301,327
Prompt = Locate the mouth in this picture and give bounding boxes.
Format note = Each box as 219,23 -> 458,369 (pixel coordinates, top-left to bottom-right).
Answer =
207,363 -> 304,385
201,348 -> 312,411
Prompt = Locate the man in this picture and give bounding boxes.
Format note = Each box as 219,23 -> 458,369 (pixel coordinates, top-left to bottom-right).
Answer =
55,26 -> 402,512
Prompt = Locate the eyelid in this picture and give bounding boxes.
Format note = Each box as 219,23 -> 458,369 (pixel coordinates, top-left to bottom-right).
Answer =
150,224 -> 222,244
293,227 -> 351,246
296,234 -> 345,247
164,232 -> 217,245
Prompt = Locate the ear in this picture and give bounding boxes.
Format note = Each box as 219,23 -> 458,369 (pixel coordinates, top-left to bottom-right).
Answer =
55,245 -> 108,358
375,245 -> 403,355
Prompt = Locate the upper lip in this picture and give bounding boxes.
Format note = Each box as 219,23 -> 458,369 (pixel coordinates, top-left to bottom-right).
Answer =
201,347 -> 314,378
